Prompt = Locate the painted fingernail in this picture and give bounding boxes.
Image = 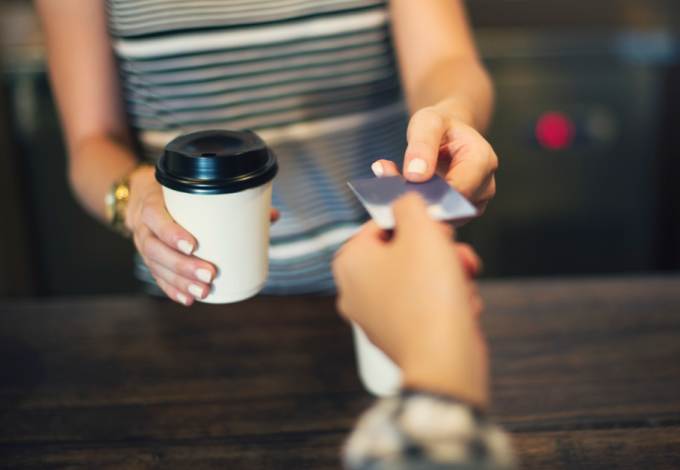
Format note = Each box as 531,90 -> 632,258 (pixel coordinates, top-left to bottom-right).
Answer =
177,239 -> 194,255
371,161 -> 384,177
188,284 -> 205,298
406,158 -> 427,175
176,292 -> 189,305
195,268 -> 212,283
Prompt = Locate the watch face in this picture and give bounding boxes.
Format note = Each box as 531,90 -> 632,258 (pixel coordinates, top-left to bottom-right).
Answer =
105,191 -> 116,223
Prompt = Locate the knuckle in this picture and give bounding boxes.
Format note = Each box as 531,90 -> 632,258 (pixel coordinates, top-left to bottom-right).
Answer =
173,276 -> 188,292
174,257 -> 192,276
162,286 -> 179,302
140,205 -> 156,226
420,107 -> 446,127
489,152 -> 499,172
485,180 -> 497,200
486,178 -> 497,198
409,108 -> 445,133
154,267 -> 181,293
154,276 -> 169,292
411,138 -> 438,155
416,106 -> 439,117
152,273 -> 166,288
133,233 -> 143,252
157,222 -> 177,244
141,236 -> 157,259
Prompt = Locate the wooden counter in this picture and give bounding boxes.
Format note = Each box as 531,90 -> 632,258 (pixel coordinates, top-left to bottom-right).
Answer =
1,276 -> 679,469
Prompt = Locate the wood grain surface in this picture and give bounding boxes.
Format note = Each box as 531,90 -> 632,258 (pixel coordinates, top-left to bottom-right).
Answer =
1,275 -> 679,469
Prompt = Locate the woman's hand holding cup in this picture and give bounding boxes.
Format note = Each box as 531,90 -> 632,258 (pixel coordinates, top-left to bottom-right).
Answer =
125,166 -> 215,305
125,166 -> 280,306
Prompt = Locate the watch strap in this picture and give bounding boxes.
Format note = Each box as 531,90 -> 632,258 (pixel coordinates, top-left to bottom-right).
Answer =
106,162 -> 150,238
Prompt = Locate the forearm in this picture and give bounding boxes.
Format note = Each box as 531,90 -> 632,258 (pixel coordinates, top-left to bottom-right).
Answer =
405,58 -> 494,133
36,0 -> 137,222
69,135 -> 138,222
389,0 -> 494,133
401,340 -> 488,408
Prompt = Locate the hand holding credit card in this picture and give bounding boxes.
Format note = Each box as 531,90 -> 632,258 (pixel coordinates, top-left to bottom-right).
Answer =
348,174 -> 478,229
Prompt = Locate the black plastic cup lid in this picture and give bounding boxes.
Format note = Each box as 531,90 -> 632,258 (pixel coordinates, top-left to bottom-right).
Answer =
156,130 -> 278,194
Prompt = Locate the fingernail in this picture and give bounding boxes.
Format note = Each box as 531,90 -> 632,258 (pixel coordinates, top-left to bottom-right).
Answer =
176,292 -> 189,305
195,268 -> 212,283
177,239 -> 193,255
406,158 -> 427,175
188,284 -> 205,298
371,161 -> 384,177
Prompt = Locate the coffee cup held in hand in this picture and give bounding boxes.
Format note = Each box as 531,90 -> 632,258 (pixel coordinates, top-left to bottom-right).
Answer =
156,130 -> 278,304
352,322 -> 402,396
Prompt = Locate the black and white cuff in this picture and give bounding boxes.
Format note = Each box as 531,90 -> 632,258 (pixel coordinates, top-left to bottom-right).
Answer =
343,391 -> 515,470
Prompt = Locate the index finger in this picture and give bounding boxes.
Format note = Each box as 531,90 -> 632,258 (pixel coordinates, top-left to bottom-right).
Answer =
141,195 -> 197,255
445,143 -> 497,200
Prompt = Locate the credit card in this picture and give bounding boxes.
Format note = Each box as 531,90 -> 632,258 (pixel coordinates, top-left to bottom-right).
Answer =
348,174 -> 478,229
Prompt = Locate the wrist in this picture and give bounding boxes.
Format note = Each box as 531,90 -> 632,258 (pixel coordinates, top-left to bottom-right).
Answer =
125,163 -> 157,226
399,316 -> 488,408
434,97 -> 477,128
402,364 -> 487,409
127,163 -> 155,196
105,162 -> 151,237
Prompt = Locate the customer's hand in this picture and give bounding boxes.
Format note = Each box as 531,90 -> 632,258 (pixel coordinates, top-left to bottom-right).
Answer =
372,106 -> 497,217
332,193 -> 488,407
125,166 -> 279,305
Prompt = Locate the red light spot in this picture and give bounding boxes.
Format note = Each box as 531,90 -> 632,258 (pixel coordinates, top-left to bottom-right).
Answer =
535,111 -> 575,151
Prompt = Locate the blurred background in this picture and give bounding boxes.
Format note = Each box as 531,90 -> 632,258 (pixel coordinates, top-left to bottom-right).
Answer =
1,0 -> 679,298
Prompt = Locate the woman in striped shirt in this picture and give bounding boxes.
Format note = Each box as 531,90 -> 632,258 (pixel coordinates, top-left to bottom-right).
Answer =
37,0 -> 496,302
36,2 -> 506,467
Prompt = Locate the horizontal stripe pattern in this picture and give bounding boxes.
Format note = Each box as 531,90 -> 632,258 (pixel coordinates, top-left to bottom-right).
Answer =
108,0 -> 385,37
108,0 -> 409,294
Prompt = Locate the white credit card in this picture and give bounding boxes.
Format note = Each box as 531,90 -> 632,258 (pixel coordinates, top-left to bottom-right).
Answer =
348,174 -> 478,229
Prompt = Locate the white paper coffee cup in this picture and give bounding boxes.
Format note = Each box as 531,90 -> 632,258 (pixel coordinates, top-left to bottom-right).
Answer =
156,130 -> 278,304
351,322 -> 402,396
162,182 -> 272,303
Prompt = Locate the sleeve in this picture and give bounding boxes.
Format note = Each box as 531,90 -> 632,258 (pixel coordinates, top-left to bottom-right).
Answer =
342,390 -> 516,470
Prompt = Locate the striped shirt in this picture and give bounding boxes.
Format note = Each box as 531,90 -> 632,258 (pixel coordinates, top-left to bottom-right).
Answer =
108,0 -> 408,294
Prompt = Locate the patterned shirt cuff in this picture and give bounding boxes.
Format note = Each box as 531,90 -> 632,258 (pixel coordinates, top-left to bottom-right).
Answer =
343,391 -> 515,470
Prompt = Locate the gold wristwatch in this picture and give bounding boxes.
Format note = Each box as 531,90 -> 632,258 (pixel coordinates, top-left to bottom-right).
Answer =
105,163 -> 150,237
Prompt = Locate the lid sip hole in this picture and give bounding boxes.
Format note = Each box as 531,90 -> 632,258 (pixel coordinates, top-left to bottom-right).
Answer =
201,152 -> 217,157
